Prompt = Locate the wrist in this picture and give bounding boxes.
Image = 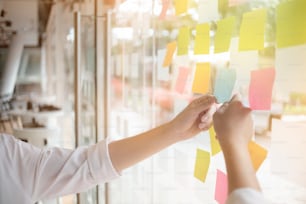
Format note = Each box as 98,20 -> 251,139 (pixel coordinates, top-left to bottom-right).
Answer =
162,121 -> 184,143
220,139 -> 249,155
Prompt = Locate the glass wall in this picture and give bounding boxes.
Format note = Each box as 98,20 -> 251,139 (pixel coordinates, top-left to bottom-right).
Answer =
105,0 -> 306,204
44,0 -> 306,203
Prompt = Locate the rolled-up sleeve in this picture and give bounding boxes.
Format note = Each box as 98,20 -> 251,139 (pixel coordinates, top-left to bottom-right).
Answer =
87,138 -> 121,181
226,188 -> 269,204
32,139 -> 120,201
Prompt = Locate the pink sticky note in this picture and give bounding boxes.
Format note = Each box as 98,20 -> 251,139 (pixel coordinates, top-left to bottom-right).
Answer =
159,0 -> 170,20
249,68 -> 275,110
215,169 -> 228,204
175,67 -> 189,94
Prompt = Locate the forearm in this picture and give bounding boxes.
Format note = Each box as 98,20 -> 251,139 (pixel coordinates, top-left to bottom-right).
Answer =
222,144 -> 261,193
108,122 -> 179,172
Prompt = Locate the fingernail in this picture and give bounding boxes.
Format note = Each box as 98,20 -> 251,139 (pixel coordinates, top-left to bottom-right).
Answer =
201,115 -> 208,122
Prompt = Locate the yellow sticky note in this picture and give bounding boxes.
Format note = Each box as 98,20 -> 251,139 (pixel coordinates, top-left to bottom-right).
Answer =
194,23 -> 210,55
209,127 -> 221,156
214,16 -> 236,53
248,141 -> 268,171
239,9 -> 267,51
175,0 -> 188,16
192,63 -> 211,94
177,27 -> 190,56
194,148 -> 210,182
163,41 -> 177,67
276,0 -> 306,48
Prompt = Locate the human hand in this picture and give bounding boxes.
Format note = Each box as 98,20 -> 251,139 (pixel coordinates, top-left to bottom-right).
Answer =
169,94 -> 216,141
213,94 -> 254,151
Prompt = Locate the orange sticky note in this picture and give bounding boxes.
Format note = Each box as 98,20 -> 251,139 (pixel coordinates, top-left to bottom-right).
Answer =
276,0 -> 306,48
214,16 -> 236,53
175,0 -> 188,16
215,169 -> 228,204
163,41 -> 177,67
249,68 -> 275,110
194,148 -> 210,182
248,141 -> 268,171
209,126 -> 221,156
159,0 -> 170,20
192,63 -> 211,94
177,27 -> 190,56
175,67 -> 190,94
194,23 -> 210,55
239,9 -> 267,51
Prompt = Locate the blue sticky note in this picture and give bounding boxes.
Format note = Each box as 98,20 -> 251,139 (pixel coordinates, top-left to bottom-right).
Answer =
214,68 -> 236,103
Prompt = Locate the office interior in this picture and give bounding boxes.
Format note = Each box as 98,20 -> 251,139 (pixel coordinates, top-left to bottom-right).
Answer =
0,0 -> 306,203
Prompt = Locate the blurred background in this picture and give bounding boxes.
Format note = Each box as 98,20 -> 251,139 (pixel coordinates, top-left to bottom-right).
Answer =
0,0 -> 306,203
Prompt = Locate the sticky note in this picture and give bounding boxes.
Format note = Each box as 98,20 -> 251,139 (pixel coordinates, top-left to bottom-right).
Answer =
248,141 -> 268,172
229,0 -> 248,7
274,44 -> 306,98
276,0 -> 306,48
194,148 -> 210,182
158,49 -> 170,81
214,17 -> 236,53
214,68 -> 236,103
198,0 -> 219,23
239,9 -> 267,51
192,63 -> 211,94
177,27 -> 190,56
215,169 -> 228,204
175,67 -> 190,94
194,23 -> 210,55
249,68 -> 275,110
159,0 -> 170,20
209,126 -> 221,156
175,0 -> 188,16
163,41 -> 177,67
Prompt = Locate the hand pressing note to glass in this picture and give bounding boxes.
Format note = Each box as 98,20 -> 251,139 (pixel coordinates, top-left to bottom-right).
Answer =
0,94 -> 217,204
213,94 -> 268,204
109,94 -> 217,171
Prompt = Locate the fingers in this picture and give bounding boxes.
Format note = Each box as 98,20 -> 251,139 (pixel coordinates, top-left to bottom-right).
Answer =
229,93 -> 241,102
190,94 -> 216,114
217,93 -> 243,113
201,104 -> 217,122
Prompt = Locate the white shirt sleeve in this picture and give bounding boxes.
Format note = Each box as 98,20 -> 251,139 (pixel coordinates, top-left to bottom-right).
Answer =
0,134 -> 120,203
226,188 -> 269,204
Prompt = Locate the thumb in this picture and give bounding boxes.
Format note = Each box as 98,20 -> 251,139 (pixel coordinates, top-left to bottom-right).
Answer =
229,93 -> 242,103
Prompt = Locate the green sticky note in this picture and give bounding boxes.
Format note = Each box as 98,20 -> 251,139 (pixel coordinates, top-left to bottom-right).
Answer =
177,27 -> 190,56
213,68 -> 236,103
239,9 -> 267,51
214,16 -> 236,53
209,127 -> 221,156
194,23 -> 210,55
194,148 -> 210,182
276,0 -> 306,48
192,63 -> 211,94
175,0 -> 188,16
